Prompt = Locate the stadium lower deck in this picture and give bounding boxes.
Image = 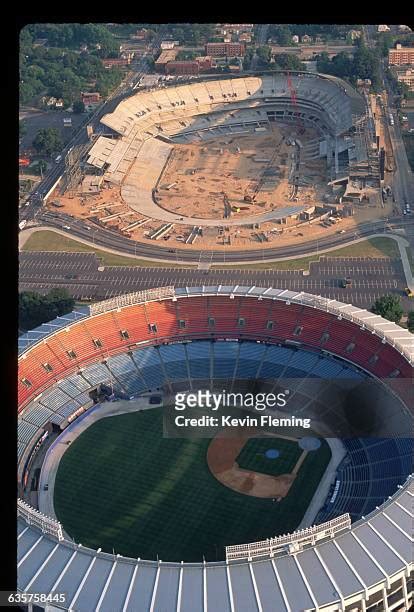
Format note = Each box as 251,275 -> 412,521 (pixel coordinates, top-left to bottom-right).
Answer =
17,287 -> 414,611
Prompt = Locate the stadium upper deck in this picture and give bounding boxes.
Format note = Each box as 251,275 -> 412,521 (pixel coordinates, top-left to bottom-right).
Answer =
86,73 -> 367,185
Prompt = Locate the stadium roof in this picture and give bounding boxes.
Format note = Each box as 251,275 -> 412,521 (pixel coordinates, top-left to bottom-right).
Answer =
18,306 -> 90,355
17,477 -> 413,611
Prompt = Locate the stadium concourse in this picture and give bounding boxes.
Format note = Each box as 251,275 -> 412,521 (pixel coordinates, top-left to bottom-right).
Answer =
17,287 -> 413,611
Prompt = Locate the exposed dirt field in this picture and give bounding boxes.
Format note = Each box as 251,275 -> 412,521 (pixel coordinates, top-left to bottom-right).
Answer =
156,126 -> 327,219
207,428 -> 303,499
46,122 -> 395,252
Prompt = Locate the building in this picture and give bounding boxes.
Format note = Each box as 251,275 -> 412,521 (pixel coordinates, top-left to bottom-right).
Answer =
301,34 -> 313,44
155,49 -> 178,72
196,56 -> 213,71
291,35 -> 300,44
120,50 -> 135,61
205,42 -> 245,57
165,61 -> 200,76
239,33 -> 252,43
377,24 -> 390,32
130,28 -> 148,40
348,29 -> 362,41
223,35 -> 232,43
392,67 -> 414,91
81,92 -> 101,111
388,43 -> 414,66
102,57 -> 132,68
398,25 -> 412,32
220,24 -> 253,35
81,92 -> 101,105
160,41 -> 176,50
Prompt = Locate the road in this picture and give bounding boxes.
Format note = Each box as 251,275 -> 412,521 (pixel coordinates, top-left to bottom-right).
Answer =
29,209 -> 414,264
20,26 -> 414,265
19,251 -> 410,310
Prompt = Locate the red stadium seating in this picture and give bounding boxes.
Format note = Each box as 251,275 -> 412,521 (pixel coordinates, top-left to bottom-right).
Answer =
18,296 -> 412,410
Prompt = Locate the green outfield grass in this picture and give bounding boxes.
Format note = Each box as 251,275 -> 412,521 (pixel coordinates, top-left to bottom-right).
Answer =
236,437 -> 303,477
54,409 -> 331,562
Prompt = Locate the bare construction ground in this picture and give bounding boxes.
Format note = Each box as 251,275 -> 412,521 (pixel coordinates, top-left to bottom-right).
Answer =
46,123 -> 395,251
156,125 -> 327,219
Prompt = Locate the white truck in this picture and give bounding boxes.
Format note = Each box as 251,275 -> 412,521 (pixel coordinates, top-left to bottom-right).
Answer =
19,220 -> 27,231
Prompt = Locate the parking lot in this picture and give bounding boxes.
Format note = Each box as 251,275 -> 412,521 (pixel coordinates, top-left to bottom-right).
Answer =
18,252 -> 411,310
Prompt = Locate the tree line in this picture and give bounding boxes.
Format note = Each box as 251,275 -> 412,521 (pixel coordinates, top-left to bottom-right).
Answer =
18,288 -> 413,334
20,25 -> 123,107
19,289 -> 75,332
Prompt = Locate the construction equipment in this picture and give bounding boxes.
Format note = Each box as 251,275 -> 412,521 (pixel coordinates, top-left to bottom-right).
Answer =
286,71 -> 305,135
223,192 -> 232,218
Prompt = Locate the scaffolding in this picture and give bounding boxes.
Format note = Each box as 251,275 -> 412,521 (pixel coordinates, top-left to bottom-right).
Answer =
60,141 -> 95,196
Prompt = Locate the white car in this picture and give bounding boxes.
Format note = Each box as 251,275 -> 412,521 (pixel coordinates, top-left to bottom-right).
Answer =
63,225 -> 71,230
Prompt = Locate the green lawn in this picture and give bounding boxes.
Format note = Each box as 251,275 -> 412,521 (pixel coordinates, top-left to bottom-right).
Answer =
236,437 -> 303,477
213,238 -> 401,270
23,231 -> 399,271
54,409 -> 330,562
22,231 -> 192,268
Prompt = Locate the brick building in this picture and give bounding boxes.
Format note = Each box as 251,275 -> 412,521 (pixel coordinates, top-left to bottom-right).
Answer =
165,61 -> 200,75
392,67 -> 414,91
155,50 -> 178,72
388,44 -> 414,66
205,42 -> 245,57
102,57 -> 132,68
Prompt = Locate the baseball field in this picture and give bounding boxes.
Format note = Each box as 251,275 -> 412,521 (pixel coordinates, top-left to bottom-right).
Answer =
54,408 -> 331,562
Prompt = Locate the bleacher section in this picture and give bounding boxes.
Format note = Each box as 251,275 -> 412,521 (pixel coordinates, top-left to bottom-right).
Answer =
18,292 -> 413,410
18,338 -> 413,529
87,73 -> 367,183
316,438 -> 413,523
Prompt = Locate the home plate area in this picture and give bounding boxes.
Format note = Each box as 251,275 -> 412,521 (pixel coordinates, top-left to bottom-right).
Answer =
207,428 -> 324,500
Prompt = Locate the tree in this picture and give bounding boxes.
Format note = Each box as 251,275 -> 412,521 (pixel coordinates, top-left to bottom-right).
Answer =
47,288 -> 75,315
407,311 -> 414,333
273,53 -> 305,71
19,120 -> 27,138
32,127 -> 63,157
72,99 -> 85,114
371,294 -> 403,323
19,289 -> 75,332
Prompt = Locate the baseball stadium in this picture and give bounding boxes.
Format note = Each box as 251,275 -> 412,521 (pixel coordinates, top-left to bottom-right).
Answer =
49,72 -> 385,254
17,286 -> 413,611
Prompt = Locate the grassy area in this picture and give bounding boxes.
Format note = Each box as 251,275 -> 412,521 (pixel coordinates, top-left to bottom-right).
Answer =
54,409 -> 330,562
237,438 -> 303,477
23,231 -> 400,271
213,238 -> 401,270
22,231 -> 192,268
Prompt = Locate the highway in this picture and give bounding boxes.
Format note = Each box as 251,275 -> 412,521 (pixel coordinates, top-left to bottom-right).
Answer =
33,209 -> 414,264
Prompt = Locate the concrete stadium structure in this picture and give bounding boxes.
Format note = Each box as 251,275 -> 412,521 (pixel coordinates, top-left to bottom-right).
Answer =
85,73 -> 373,228
17,287 -> 413,611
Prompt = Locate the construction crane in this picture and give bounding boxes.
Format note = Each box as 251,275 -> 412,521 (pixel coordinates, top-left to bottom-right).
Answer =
286,71 -> 305,135
244,136 -> 285,203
